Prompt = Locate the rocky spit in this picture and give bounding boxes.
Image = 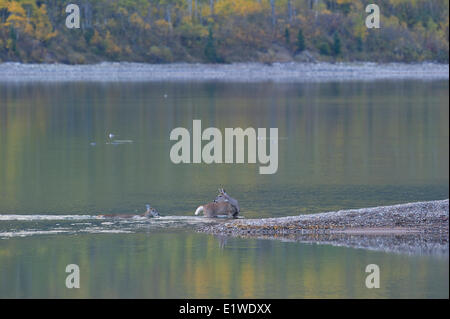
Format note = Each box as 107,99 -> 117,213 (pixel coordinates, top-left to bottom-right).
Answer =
197,199 -> 449,255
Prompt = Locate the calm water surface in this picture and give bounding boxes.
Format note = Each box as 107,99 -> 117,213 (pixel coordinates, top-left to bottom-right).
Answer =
0,80 -> 448,298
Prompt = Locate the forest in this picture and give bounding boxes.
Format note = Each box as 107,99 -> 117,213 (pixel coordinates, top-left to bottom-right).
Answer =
0,0 -> 448,64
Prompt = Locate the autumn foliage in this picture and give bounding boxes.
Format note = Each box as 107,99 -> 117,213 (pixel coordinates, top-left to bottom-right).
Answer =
0,0 -> 448,63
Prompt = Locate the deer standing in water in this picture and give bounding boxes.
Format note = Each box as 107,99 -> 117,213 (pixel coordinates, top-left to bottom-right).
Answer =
194,188 -> 240,218
214,188 -> 240,214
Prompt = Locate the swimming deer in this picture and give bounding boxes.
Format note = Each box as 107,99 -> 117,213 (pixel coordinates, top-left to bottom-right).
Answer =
100,204 -> 160,218
144,204 -> 160,217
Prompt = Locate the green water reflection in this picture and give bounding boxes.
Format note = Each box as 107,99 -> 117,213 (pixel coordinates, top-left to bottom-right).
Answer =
0,232 -> 448,298
0,81 -> 448,217
0,80 -> 448,298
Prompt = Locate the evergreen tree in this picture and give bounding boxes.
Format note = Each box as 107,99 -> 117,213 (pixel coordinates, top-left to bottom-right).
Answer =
204,26 -> 218,63
284,27 -> 290,45
333,33 -> 341,56
297,29 -> 305,52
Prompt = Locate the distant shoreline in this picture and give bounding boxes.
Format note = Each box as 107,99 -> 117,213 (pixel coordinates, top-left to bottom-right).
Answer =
0,62 -> 448,83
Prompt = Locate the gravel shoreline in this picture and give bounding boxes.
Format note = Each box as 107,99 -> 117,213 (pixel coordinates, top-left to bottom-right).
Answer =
0,62 -> 448,82
197,199 -> 449,255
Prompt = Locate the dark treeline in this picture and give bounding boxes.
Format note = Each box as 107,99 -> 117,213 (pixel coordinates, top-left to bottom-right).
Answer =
0,0 -> 448,64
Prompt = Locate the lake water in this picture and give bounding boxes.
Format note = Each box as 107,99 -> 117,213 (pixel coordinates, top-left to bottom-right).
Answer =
0,73 -> 448,298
